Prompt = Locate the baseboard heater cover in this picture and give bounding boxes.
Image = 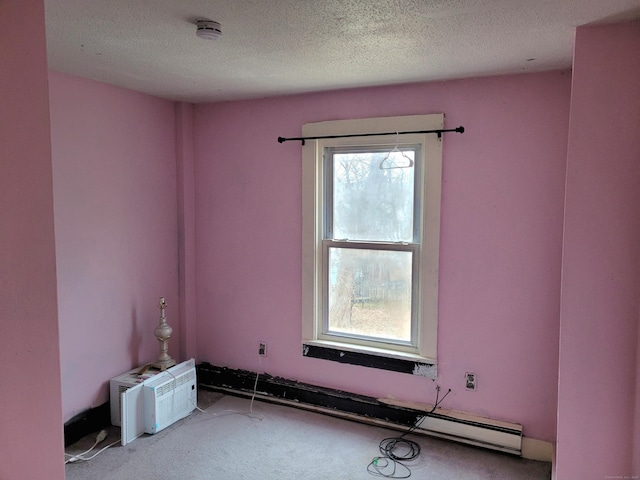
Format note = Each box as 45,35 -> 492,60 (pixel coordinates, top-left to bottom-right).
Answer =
384,399 -> 522,454
197,363 -> 522,455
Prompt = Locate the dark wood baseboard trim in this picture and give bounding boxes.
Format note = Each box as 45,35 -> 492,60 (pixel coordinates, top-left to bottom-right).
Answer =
63,402 -> 110,447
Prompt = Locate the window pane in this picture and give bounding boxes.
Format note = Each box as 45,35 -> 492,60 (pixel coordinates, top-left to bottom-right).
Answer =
327,247 -> 412,342
332,150 -> 415,242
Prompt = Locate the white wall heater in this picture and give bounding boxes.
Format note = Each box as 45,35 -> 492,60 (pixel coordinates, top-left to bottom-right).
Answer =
115,359 -> 196,445
143,359 -> 197,434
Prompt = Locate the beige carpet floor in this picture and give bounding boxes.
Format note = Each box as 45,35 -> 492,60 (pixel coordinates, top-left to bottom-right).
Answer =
64,390 -> 551,480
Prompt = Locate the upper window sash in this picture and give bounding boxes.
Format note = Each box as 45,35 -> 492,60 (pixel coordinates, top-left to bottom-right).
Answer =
323,145 -> 423,245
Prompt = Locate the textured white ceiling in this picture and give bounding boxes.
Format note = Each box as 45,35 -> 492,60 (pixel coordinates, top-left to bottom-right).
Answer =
44,0 -> 640,103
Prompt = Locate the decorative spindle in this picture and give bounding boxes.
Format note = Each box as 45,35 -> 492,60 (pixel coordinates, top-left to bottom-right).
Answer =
152,296 -> 176,371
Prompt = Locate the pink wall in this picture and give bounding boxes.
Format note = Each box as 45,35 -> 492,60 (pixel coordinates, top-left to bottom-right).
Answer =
636,320 -> 640,474
0,1 -> 65,479
556,22 -> 640,479
48,72 -> 181,422
194,71 -> 571,442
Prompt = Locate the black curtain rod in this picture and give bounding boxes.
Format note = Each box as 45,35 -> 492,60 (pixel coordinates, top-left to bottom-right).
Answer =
277,126 -> 464,145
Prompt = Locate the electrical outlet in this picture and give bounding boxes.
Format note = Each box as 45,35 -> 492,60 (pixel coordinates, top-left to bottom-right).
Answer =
258,342 -> 267,356
465,372 -> 477,391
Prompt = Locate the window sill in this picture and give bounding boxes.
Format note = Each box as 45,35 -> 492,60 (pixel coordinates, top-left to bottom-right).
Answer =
302,340 -> 437,378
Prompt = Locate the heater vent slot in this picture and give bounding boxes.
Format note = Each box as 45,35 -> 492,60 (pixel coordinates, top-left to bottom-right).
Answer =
156,370 -> 196,398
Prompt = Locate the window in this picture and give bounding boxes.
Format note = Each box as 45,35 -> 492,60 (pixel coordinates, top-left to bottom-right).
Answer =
302,115 -> 443,371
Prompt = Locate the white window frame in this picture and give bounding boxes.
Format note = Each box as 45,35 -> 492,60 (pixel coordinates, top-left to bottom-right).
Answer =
302,114 -> 443,363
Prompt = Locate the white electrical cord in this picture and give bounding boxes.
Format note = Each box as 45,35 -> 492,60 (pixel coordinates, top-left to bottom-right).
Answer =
64,429 -> 106,462
247,370 -> 262,419
65,430 -> 118,464
67,440 -> 120,463
194,371 -> 263,421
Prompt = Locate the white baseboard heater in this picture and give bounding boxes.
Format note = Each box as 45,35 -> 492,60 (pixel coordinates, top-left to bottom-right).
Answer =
409,407 -> 522,454
372,398 -> 522,455
413,414 -> 522,454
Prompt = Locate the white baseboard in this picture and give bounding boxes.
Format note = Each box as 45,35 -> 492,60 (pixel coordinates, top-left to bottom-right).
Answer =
521,437 -> 554,462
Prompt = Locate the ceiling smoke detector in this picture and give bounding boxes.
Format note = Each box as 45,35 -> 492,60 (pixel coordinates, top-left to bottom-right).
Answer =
196,20 -> 222,40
